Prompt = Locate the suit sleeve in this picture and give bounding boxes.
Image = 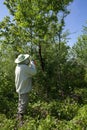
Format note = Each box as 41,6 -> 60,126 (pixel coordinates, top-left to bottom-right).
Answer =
26,61 -> 37,76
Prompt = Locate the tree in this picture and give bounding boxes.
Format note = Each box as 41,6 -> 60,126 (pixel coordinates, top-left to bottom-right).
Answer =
4,0 -> 73,70
70,23 -> 87,87
0,0 -> 74,101
71,23 -> 87,67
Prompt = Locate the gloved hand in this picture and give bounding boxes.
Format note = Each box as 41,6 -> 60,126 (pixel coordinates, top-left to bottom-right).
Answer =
31,60 -> 36,65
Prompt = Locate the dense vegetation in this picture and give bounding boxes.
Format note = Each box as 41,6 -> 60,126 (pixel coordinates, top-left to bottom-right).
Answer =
0,0 -> 87,129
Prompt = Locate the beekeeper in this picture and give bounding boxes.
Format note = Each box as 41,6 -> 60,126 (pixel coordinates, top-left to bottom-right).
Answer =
15,54 -> 36,124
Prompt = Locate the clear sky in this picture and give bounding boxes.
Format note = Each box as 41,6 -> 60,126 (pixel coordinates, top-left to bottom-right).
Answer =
0,0 -> 87,47
65,0 -> 87,46
0,0 -> 10,20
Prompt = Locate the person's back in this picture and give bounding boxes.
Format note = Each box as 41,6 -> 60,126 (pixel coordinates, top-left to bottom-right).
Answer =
15,62 -> 36,94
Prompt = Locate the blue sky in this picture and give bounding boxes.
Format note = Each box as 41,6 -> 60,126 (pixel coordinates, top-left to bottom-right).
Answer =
65,0 -> 87,46
0,0 -> 87,47
0,0 -> 10,20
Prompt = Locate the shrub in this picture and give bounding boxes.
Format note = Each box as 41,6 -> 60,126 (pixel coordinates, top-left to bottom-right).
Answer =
64,105 -> 87,130
0,114 -> 15,130
48,98 -> 79,121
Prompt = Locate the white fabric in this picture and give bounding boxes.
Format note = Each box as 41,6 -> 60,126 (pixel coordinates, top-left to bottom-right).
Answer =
15,61 -> 36,94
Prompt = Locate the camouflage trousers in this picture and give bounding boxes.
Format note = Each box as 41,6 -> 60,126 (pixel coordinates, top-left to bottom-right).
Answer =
18,93 -> 29,114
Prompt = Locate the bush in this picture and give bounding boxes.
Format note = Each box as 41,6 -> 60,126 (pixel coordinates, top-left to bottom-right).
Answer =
47,98 -> 79,121
0,103 -> 87,130
26,97 -> 79,121
66,105 -> 87,130
74,88 -> 87,104
0,114 -> 15,130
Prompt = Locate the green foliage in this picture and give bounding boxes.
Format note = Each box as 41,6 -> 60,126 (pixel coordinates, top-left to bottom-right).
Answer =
74,88 -> 87,104
0,114 -> 15,130
0,43 -> 17,117
0,0 -> 76,101
71,24 -> 87,84
72,35 -> 87,66
0,101 -> 87,130
67,105 -> 87,130
1,0 -> 87,129
0,87 -> 87,129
